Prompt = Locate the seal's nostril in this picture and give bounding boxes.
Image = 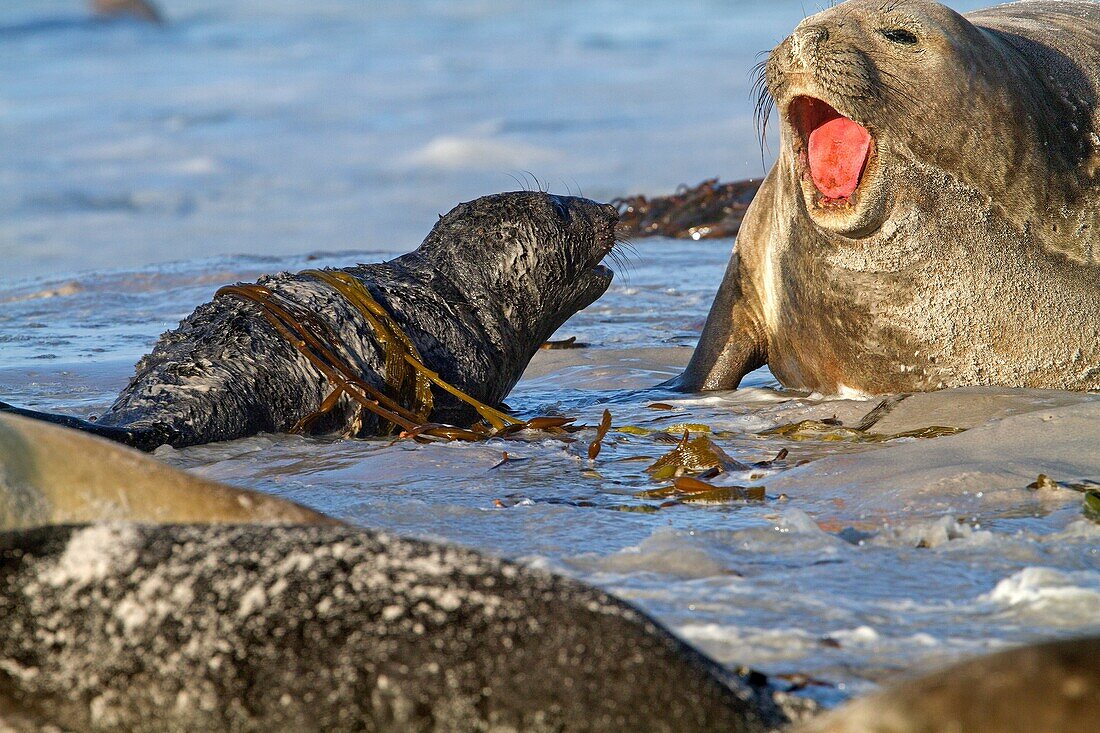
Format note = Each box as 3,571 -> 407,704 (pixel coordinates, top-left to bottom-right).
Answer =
797,24 -> 829,45
789,24 -> 829,66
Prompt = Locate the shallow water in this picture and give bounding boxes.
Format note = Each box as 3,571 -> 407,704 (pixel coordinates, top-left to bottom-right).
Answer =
2,242 -> 1099,709
2,0 -> 1097,712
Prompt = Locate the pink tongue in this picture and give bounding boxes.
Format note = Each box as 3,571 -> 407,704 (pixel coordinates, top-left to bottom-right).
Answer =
807,116 -> 871,200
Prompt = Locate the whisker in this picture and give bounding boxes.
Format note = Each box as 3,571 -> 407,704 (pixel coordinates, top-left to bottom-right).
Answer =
505,172 -> 527,192
750,54 -> 776,171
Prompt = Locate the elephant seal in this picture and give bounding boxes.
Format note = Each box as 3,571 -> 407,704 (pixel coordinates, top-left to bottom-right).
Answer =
0,522 -> 785,732
795,637 -> 1100,733
0,413 -> 333,530
1,192 -> 617,449
679,0 -> 1100,394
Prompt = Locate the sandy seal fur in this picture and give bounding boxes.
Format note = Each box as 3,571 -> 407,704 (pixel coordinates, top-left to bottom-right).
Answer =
679,0 -> 1100,394
795,637 -> 1100,733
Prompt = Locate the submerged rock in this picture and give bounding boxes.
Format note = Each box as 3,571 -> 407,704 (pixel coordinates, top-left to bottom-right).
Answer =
0,522 -> 789,732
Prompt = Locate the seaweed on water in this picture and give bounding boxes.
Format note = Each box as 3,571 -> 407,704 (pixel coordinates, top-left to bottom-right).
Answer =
760,419 -> 964,443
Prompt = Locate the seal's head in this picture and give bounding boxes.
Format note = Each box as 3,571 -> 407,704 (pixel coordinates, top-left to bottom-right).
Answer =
415,191 -> 617,354
764,0 -> 1089,237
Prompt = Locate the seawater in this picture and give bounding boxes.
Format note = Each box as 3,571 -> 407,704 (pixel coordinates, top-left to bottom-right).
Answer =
2,0 -> 1097,710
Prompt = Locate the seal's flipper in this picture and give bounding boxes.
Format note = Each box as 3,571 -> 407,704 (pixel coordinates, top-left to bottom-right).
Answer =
673,251 -> 767,392
0,402 -> 173,452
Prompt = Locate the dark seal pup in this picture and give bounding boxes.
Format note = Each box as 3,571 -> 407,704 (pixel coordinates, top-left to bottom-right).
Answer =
1,192 -> 617,449
0,523 -> 786,733
679,0 -> 1100,394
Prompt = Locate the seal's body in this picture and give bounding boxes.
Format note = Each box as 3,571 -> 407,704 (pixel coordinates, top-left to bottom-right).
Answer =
2,193 -> 616,449
680,0 -> 1100,394
796,637 -> 1100,733
0,523 -> 780,733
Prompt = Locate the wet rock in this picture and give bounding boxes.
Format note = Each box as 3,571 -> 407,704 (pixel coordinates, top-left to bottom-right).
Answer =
614,178 -> 762,240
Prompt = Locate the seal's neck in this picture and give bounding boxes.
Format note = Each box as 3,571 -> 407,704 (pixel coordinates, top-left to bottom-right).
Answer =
363,254 -> 544,421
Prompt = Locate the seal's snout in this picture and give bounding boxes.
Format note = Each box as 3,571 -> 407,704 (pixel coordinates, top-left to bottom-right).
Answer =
789,24 -> 829,68
789,96 -> 872,202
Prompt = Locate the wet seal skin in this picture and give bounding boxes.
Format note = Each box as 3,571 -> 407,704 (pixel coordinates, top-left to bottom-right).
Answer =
0,523 -> 789,733
0,192 -> 617,449
677,0 -> 1100,395
795,637 -> 1100,733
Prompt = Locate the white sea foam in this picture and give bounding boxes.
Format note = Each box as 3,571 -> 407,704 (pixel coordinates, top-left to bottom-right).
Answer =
983,567 -> 1100,620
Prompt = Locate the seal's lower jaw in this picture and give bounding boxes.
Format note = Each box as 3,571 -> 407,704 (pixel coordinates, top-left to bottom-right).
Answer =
582,247 -> 615,300
574,231 -> 616,311
788,96 -> 887,237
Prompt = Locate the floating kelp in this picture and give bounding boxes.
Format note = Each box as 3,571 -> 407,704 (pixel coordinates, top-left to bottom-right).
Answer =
647,432 -> 750,480
490,452 -> 531,471
1026,474 -> 1100,493
1028,474 -> 1061,491
646,403 -> 675,411
1025,475 -> 1100,523
760,419 -> 964,443
637,477 -> 765,504
665,423 -> 713,434
888,426 -> 967,440
613,422 -> 713,437
752,448 -> 789,468
539,336 -> 588,350
609,504 -> 661,514
1085,491 -> 1100,523
524,416 -> 576,431
588,409 -> 613,460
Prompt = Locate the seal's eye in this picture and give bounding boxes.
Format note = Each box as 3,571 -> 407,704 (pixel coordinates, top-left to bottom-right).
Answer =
879,28 -> 918,45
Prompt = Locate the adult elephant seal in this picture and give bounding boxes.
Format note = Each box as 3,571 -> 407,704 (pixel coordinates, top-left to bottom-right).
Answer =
795,637 -> 1100,733
679,0 -> 1100,394
0,523 -> 786,733
1,192 -> 617,449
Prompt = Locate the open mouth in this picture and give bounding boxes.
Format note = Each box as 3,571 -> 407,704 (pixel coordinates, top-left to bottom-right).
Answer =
788,96 -> 873,205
